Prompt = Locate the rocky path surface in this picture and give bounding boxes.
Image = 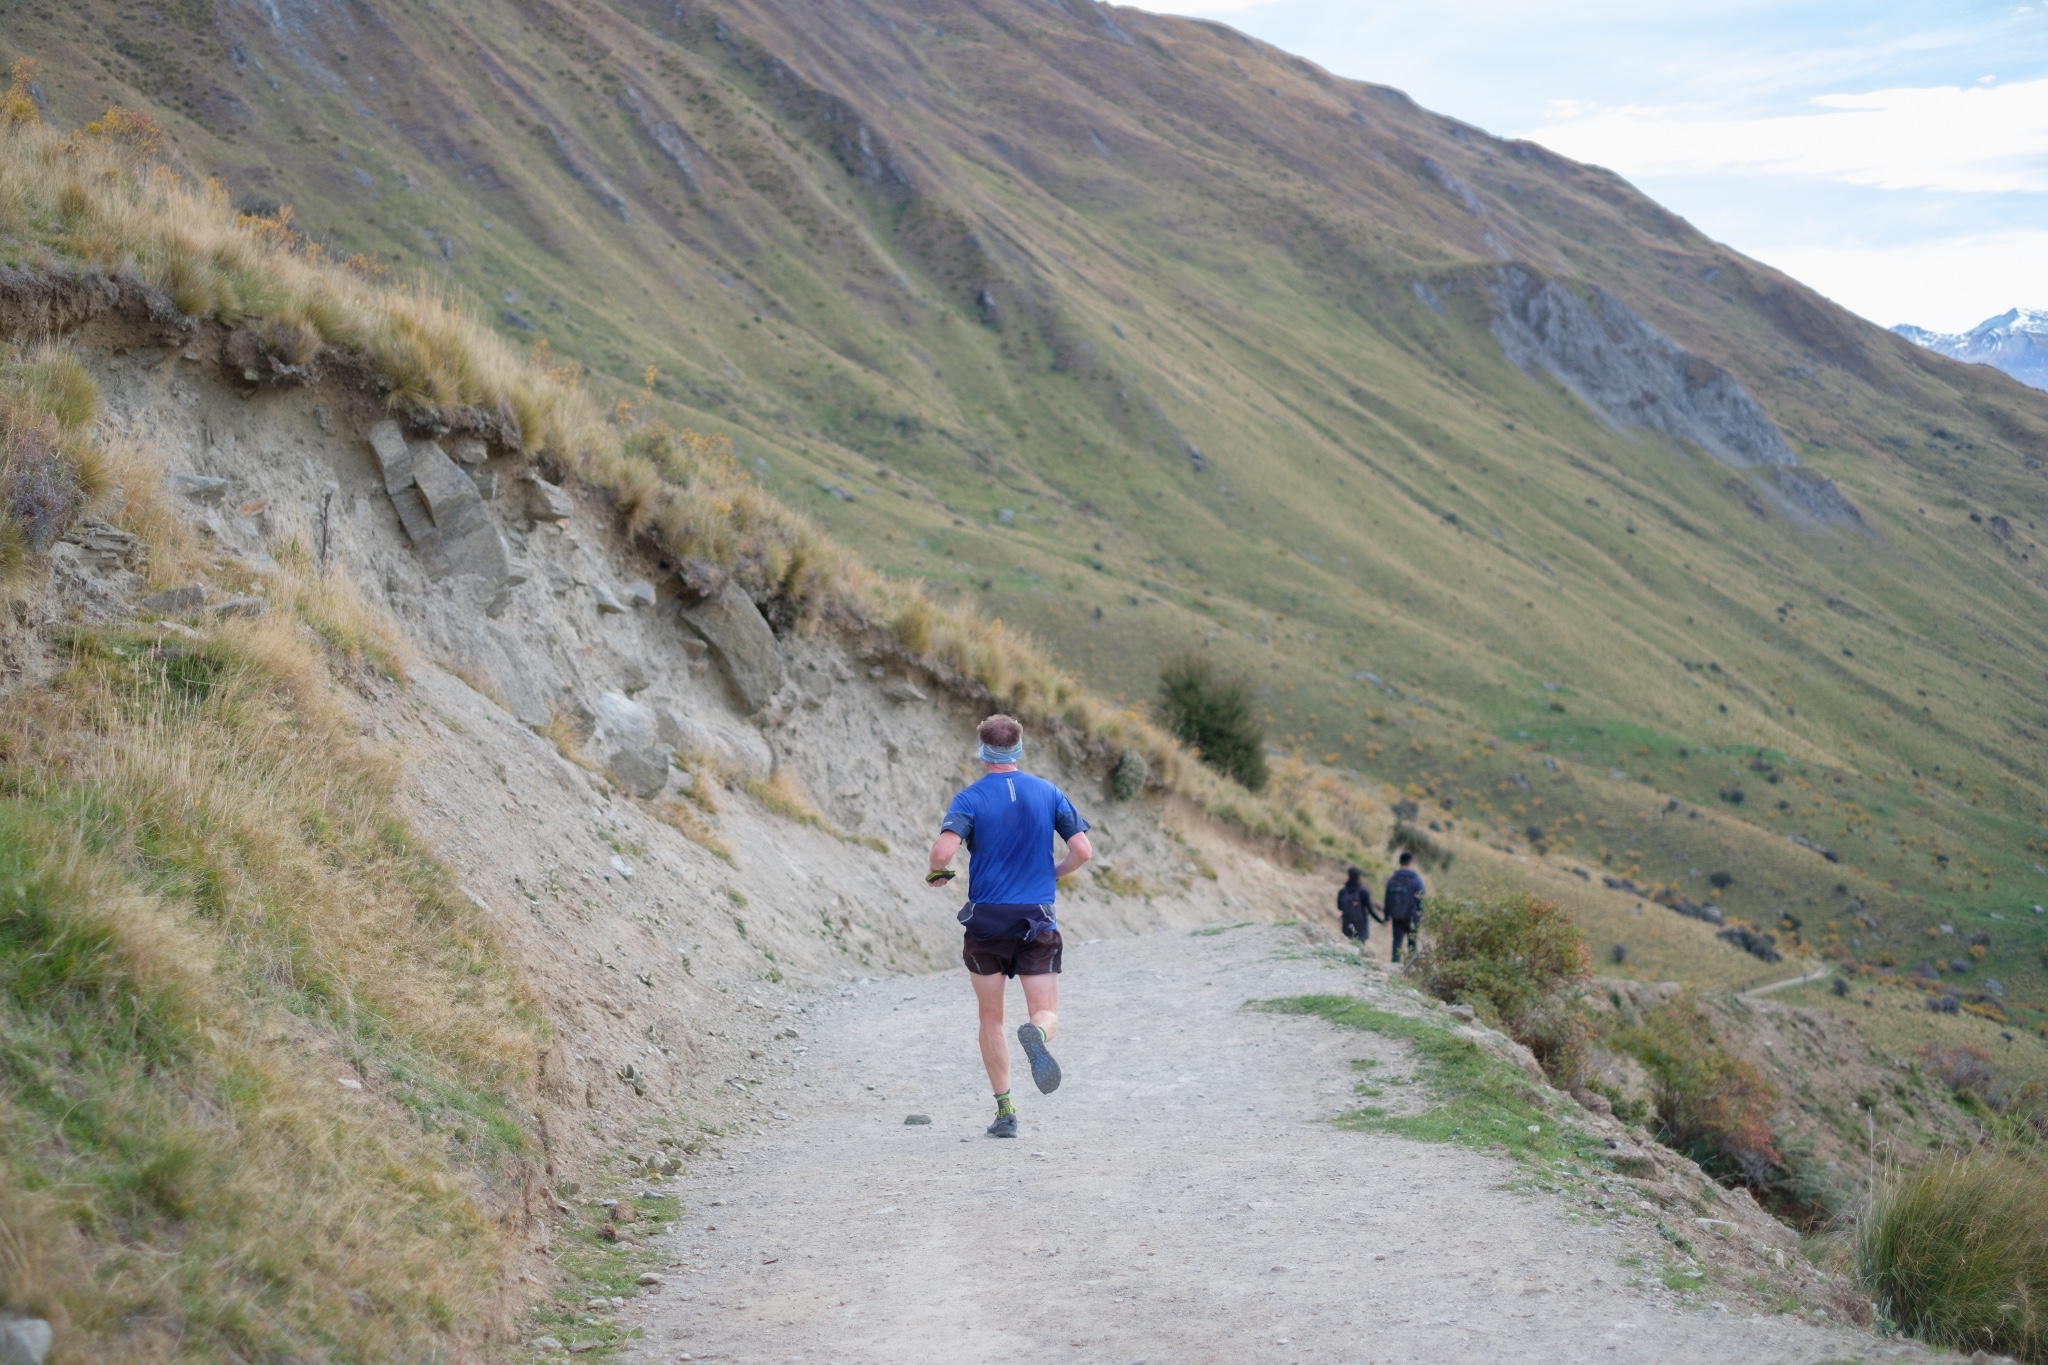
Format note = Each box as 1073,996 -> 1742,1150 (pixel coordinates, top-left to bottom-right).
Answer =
623,925 -> 1933,1364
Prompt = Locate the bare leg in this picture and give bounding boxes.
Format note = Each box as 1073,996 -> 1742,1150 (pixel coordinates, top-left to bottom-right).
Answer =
1020,973 -> 1059,1042
971,969 -> 1009,1094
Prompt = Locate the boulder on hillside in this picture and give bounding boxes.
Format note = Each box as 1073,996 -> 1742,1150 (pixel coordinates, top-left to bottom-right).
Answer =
523,475 -> 575,522
592,690 -> 672,797
680,582 -> 785,714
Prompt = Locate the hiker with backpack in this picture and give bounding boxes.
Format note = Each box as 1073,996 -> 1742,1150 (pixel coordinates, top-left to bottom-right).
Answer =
1383,850 -> 1425,964
1337,866 -> 1375,945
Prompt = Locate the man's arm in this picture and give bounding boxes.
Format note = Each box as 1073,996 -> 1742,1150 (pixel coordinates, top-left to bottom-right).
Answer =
1053,831 -> 1093,881
928,830 -> 962,885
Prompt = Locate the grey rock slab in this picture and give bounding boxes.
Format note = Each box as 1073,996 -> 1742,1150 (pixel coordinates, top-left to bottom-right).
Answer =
472,468 -> 499,500
139,584 -> 206,615
450,437 -> 489,465
624,579 -> 657,609
411,442 -> 473,523
593,690 -> 660,753
366,420 -> 415,494
544,562 -> 574,594
166,471 -> 230,504
402,443 -> 510,584
592,582 -> 628,614
524,476 -> 575,522
0,1316 -> 52,1365
60,519 -> 144,570
209,594 -> 266,618
881,676 -> 928,704
390,486 -> 435,545
606,746 -> 672,799
681,582 -> 785,714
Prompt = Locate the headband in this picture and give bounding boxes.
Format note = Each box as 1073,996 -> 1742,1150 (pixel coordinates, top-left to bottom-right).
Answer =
978,740 -> 1024,764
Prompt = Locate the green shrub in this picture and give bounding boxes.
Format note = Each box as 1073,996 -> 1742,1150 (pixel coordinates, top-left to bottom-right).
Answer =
1859,1150 -> 2048,1360
1607,995 -> 1780,1189
1109,748 -> 1148,802
1157,653 -> 1267,792
1406,893 -> 1589,1081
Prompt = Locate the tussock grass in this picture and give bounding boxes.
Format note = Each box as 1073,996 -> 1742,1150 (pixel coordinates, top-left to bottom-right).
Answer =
0,343 -> 106,578
0,501 -> 540,1357
1859,1150 -> 2048,1361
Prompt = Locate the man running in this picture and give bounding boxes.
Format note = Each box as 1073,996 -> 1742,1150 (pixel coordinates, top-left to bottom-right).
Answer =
926,714 -> 1094,1138
1384,850 -> 1426,965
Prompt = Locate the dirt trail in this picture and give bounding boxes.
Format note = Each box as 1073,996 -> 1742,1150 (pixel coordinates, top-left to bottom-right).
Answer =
620,925 -> 1934,1364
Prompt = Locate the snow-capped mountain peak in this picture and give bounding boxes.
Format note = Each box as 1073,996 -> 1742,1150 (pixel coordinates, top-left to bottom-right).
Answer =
1893,308 -> 2048,391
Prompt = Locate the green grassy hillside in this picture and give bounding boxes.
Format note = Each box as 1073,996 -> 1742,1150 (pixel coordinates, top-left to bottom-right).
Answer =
8,0 -> 2048,1029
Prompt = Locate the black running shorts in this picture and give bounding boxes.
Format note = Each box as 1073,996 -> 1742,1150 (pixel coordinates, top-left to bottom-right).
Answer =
962,930 -> 1063,978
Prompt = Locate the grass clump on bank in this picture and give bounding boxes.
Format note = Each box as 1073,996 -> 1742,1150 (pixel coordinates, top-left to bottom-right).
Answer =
1253,994 -> 1592,1164
1858,1150 -> 2048,1361
0,454 -> 542,1358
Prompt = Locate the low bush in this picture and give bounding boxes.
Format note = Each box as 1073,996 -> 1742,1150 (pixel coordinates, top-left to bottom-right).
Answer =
1606,995 -> 1781,1189
1406,894 -> 1589,1081
1859,1150 -> 2048,1361
1157,653 -> 1268,792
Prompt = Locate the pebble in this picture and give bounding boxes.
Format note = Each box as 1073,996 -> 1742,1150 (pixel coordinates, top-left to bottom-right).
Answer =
638,1272 -> 664,1286
903,1114 -> 932,1125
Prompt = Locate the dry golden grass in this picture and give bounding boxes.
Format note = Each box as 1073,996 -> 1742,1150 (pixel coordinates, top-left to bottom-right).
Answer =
651,794 -> 733,864
0,451 -> 541,1359
745,769 -> 828,830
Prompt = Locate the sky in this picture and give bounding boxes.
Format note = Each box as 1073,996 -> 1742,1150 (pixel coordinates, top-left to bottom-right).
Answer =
1123,1 -> 2048,332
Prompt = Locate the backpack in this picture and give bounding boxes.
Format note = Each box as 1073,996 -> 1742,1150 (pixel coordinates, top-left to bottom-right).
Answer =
1384,872 -> 1422,924
1337,885 -> 1367,939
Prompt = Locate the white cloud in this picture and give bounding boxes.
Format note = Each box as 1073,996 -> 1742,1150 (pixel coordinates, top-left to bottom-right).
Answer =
1527,78 -> 2048,194
1749,229 -> 2048,331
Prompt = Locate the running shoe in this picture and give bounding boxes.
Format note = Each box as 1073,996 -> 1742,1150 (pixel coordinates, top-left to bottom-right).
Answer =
1017,1023 -> 1062,1094
986,1110 -> 1018,1138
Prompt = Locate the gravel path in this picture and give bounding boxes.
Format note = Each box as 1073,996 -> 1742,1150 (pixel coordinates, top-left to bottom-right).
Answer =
625,924 -> 1931,1364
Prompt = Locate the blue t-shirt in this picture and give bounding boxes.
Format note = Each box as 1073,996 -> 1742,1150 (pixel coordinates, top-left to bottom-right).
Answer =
940,770 -> 1089,910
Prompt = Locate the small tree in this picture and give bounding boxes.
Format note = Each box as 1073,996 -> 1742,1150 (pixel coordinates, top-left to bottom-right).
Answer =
1157,653 -> 1267,792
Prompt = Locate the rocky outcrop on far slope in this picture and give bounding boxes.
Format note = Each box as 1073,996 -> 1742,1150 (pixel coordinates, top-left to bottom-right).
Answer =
1488,265 -> 1866,531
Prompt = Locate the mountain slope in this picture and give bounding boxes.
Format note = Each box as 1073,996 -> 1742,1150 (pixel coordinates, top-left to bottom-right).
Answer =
9,0 -> 2048,1022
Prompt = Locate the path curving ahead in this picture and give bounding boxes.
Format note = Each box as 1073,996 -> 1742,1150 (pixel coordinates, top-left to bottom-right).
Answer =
623,925 -> 1932,1364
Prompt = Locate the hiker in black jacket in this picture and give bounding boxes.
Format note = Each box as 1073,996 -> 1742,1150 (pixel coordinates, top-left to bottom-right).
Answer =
1337,867 -> 1375,944
1383,851 -> 1425,964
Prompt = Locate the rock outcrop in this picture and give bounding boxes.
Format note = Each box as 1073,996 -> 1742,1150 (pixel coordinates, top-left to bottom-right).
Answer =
366,420 -> 510,583
1488,266 -> 1866,530
1490,265 -> 1793,467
